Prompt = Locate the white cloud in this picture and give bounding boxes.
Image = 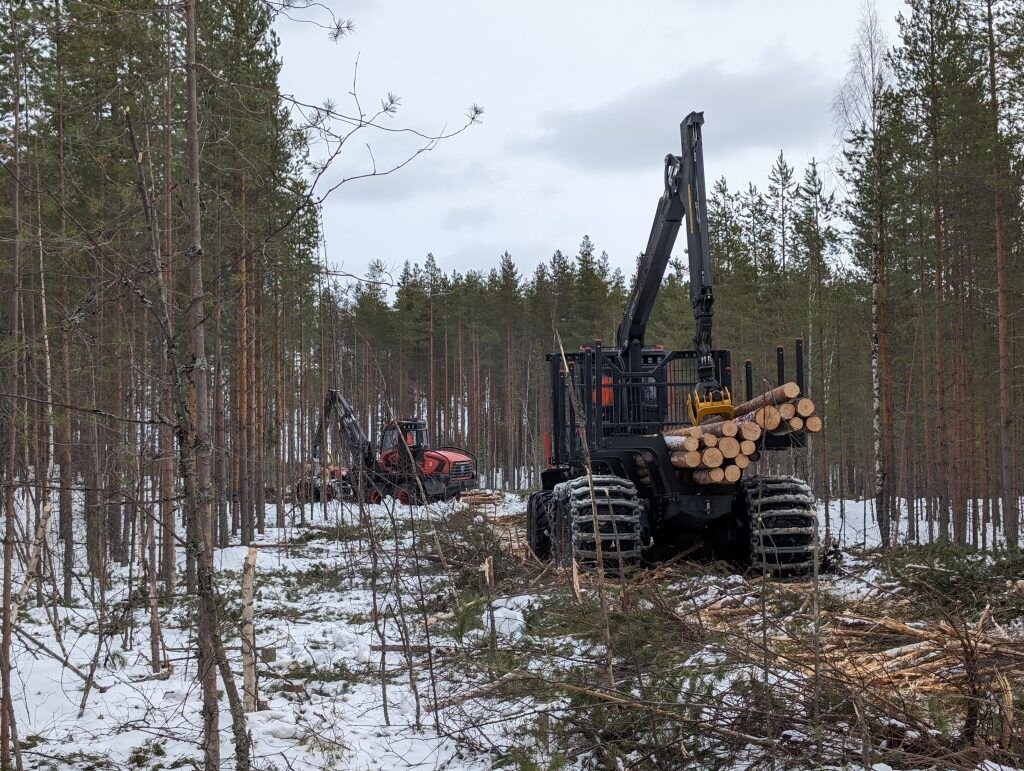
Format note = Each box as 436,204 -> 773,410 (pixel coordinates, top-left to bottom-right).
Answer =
275,0 -> 906,280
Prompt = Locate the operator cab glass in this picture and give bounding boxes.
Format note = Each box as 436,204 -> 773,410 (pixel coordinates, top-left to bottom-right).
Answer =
380,421 -> 427,453
379,425 -> 399,453
398,420 -> 427,448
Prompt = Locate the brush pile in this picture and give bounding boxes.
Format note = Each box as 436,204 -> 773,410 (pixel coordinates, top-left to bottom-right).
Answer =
806,609 -> 1024,695
663,381 -> 823,485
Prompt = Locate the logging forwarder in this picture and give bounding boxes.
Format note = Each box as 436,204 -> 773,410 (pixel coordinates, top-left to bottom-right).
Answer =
527,111 -> 821,574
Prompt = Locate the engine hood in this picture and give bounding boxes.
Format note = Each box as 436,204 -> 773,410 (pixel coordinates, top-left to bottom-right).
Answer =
428,449 -> 473,464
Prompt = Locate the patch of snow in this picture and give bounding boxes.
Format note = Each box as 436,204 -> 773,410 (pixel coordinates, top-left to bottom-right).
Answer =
482,595 -> 533,639
685,645 -> 726,668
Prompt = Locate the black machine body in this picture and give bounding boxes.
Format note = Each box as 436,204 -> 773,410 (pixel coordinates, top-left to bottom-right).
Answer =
528,112 -> 818,573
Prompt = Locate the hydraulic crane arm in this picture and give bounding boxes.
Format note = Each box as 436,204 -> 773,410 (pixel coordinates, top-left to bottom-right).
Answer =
614,111 -> 731,423
311,389 -> 375,471
615,148 -> 687,366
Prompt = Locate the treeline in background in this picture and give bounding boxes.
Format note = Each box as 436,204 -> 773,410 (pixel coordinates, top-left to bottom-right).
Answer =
1,0 -> 1022,615
330,0 -> 1024,553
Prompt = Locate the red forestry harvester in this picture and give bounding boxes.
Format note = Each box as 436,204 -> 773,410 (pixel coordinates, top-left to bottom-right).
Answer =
296,389 -> 478,504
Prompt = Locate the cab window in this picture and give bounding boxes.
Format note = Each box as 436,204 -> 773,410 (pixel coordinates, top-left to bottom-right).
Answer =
380,426 -> 399,453
398,423 -> 426,447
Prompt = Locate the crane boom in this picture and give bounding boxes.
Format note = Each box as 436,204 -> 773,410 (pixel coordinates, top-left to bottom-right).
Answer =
311,389 -> 374,471
614,111 -> 729,421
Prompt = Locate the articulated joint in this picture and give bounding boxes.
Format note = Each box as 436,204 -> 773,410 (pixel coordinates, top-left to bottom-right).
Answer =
664,154 -> 682,195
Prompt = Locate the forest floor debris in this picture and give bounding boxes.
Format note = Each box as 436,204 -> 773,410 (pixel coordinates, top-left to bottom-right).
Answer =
10,495 -> 1023,769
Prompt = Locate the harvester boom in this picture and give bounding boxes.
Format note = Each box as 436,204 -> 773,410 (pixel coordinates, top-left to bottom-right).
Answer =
614,111 -> 730,422
311,389 -> 374,471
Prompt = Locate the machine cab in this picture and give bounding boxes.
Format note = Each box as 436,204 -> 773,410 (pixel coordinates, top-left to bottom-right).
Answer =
378,419 -> 428,467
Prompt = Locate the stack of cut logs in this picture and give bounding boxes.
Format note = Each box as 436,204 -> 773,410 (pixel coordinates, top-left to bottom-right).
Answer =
460,490 -> 504,507
663,382 -> 822,485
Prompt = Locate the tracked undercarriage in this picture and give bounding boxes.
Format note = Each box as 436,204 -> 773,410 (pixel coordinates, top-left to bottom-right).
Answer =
528,473 -> 819,575
743,476 -> 818,574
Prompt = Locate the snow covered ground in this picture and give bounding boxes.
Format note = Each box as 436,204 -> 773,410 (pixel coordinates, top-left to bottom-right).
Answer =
14,497 -> 507,770
821,497 -> 1016,551
10,492 -> 1023,769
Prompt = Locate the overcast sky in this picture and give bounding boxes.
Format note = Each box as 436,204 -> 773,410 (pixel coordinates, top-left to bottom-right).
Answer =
274,0 -> 905,283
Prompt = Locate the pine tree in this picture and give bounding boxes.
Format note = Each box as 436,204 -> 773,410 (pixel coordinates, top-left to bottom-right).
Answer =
978,0 -> 1019,546
893,0 -> 989,541
794,159 -> 840,514
767,151 -> 796,272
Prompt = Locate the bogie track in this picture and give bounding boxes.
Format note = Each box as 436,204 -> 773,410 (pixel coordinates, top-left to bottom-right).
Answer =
529,474 -> 820,576
551,475 -> 644,573
743,475 -> 818,575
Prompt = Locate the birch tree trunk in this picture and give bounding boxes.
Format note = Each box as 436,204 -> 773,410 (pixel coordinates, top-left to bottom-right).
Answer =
240,546 -> 257,712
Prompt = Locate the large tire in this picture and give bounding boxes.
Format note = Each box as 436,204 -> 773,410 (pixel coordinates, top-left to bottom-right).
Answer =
526,491 -> 554,560
396,484 -> 428,506
743,475 -> 819,575
552,475 -> 643,574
